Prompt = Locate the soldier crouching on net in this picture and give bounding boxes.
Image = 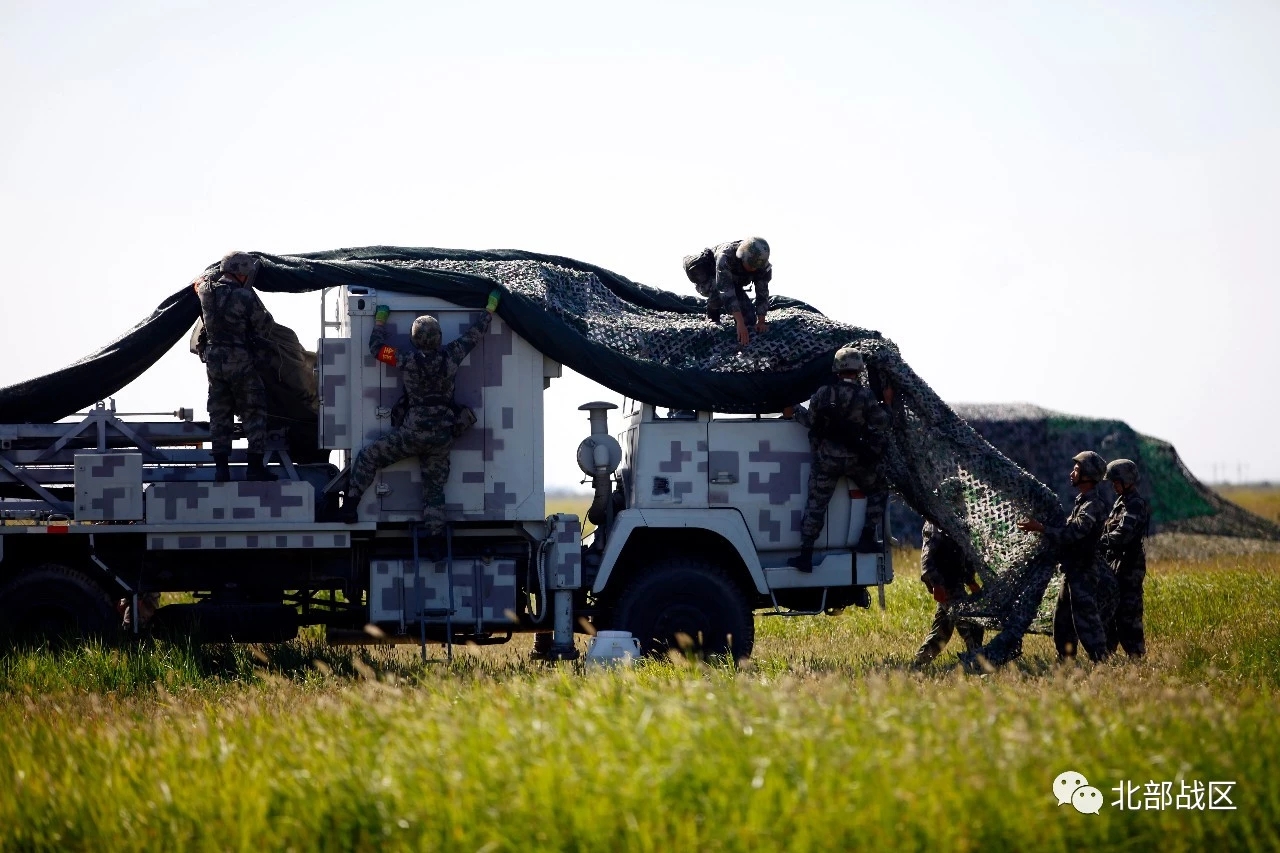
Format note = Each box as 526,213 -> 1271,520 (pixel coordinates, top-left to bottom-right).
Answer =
195,251 -> 277,483
913,519 -> 985,665
782,345 -> 893,575
682,237 -> 772,346
1100,458 -> 1149,658
340,290 -> 502,537
1017,451 -> 1111,662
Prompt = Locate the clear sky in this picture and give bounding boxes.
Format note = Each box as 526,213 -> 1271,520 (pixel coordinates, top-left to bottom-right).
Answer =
2,0 -> 1277,487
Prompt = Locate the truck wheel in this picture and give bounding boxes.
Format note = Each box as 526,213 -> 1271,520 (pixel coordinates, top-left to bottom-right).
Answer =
0,564 -> 118,644
611,557 -> 755,660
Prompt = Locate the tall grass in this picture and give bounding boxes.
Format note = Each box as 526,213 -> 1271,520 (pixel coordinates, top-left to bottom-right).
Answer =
1,546 -> 1277,851
1216,485 -> 1280,524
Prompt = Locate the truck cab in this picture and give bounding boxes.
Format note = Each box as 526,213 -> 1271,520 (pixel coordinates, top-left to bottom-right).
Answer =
584,401 -> 893,657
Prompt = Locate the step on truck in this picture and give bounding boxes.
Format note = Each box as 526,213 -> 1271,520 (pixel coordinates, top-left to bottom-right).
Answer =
0,285 -> 892,659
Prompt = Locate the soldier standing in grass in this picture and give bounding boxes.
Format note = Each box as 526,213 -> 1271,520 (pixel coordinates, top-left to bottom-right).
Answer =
783,345 -> 893,575
913,520 -> 985,665
341,290 -> 501,540
195,251 -> 277,483
682,237 -> 772,346
1100,458 -> 1149,657
1017,451 -> 1111,662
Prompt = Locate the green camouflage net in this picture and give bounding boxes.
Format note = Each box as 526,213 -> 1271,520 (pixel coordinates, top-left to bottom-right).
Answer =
390,257 -> 1080,663
387,258 -> 864,373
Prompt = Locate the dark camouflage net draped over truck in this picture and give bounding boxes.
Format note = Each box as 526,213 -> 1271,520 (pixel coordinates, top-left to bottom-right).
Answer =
3,247 -> 1273,663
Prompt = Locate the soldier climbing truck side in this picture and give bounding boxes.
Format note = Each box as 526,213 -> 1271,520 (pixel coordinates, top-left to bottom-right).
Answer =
0,286 -> 892,658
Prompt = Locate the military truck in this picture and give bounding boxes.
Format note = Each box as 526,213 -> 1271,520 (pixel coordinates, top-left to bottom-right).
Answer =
0,285 -> 892,659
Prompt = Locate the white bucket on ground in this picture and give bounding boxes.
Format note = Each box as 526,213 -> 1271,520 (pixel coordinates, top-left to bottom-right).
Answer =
585,630 -> 641,668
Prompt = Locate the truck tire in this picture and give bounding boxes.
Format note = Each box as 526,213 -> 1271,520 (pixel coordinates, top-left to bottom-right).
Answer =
0,564 -> 118,644
611,557 -> 755,660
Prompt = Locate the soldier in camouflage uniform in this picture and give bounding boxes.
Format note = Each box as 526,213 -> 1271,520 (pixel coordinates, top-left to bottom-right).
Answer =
783,345 -> 893,573
913,520 -> 985,664
1017,451 -> 1111,662
341,290 -> 501,533
1100,458 -> 1148,657
195,251 -> 277,482
683,237 -> 772,346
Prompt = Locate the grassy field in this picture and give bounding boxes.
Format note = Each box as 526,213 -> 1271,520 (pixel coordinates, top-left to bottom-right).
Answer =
1,542 -> 1277,851
1216,484 -> 1280,525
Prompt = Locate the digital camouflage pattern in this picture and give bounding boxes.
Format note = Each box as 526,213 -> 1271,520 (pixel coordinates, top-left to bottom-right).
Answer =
348,312 -> 491,532
793,377 -> 889,544
1101,488 -> 1149,656
915,522 -> 984,663
1045,488 -> 1111,661
196,274 -> 274,454
693,240 -> 773,321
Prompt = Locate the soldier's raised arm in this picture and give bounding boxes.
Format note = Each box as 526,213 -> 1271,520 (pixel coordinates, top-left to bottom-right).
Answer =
369,305 -> 408,368
443,295 -> 498,369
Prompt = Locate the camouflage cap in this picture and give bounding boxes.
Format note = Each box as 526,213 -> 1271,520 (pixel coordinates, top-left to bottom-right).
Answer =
1071,451 -> 1108,482
411,315 -> 442,350
219,251 -> 259,281
1105,458 -> 1140,487
736,237 -> 770,271
832,345 -> 865,373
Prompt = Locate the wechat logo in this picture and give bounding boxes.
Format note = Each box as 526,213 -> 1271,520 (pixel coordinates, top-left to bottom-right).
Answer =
1054,770 -> 1104,815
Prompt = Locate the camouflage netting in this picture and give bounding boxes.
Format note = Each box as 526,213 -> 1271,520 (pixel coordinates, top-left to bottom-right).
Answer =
952,404 -> 1280,540
9,246 -> 1237,663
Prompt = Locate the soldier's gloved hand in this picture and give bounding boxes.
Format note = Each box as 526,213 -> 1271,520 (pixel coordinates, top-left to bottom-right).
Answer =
374,305 -> 391,326
486,289 -> 501,314
921,569 -> 944,591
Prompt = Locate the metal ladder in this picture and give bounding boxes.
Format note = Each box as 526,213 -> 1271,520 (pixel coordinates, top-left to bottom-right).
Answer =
411,522 -> 455,664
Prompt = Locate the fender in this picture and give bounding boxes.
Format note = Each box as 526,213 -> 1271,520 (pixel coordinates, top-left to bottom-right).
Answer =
592,507 -> 769,595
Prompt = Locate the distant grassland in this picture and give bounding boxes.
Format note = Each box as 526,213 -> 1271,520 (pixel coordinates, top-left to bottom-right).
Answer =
2,542 -> 1278,851
1216,484 -> 1280,524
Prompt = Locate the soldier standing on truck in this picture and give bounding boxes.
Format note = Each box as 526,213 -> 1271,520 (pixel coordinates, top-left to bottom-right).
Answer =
341,290 -> 502,538
1100,458 -> 1149,658
913,519 -> 985,665
1017,451 -> 1111,662
682,237 -> 772,347
195,251 -> 277,483
782,345 -> 893,572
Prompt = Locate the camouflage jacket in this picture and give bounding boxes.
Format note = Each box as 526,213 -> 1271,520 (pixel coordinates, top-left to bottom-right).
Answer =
713,240 -> 772,315
1099,489 -> 1149,573
921,521 -> 978,595
794,378 -> 890,459
1044,488 -> 1109,575
370,313 -> 490,411
196,275 -> 274,351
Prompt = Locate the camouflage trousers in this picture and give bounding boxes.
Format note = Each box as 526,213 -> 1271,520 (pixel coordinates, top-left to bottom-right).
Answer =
206,347 -> 267,454
1052,563 -> 1110,662
349,420 -> 454,535
915,605 -> 984,664
1106,566 -> 1146,657
800,452 -> 886,544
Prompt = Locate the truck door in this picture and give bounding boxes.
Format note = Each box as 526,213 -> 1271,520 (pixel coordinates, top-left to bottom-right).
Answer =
706,416 -> 817,552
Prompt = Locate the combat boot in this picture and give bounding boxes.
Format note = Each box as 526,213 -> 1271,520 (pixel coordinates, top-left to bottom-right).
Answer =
213,452 -> 231,483
246,453 -> 278,482
855,493 -> 886,553
787,542 -> 815,573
